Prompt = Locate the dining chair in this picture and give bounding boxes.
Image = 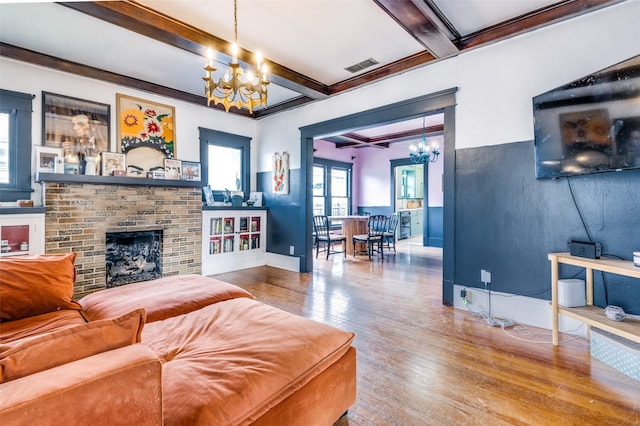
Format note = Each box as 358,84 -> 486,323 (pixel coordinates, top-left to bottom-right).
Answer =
383,212 -> 399,253
352,215 -> 388,260
312,215 -> 346,260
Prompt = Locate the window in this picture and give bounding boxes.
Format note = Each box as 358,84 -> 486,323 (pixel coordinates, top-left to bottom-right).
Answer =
0,89 -> 33,202
312,158 -> 352,217
199,127 -> 250,199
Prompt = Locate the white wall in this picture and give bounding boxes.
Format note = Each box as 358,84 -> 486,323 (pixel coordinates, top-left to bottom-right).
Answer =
0,58 -> 257,201
256,1 -> 640,166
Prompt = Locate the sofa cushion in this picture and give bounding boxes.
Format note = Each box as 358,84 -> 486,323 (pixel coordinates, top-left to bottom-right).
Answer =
0,310 -> 86,345
0,308 -> 145,383
0,253 -> 81,322
80,274 -> 254,323
143,297 -> 355,425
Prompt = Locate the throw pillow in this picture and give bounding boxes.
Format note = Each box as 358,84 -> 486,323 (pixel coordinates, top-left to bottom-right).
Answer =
0,308 -> 146,383
0,253 -> 82,321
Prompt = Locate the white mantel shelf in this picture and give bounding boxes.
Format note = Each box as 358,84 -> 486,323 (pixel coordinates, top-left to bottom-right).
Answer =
35,173 -> 203,189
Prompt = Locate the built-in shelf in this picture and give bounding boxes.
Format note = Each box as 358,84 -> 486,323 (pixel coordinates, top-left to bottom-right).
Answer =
35,173 -> 203,188
0,207 -> 46,215
203,206 -> 268,211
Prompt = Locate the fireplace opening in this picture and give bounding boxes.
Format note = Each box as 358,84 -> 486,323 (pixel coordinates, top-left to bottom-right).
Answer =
105,229 -> 162,287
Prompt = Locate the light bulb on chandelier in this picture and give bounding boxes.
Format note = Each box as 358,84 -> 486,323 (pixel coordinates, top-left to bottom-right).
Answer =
409,117 -> 440,164
202,0 -> 269,113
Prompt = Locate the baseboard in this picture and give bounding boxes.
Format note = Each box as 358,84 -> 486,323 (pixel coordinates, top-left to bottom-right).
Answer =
452,284 -> 588,337
265,252 -> 300,272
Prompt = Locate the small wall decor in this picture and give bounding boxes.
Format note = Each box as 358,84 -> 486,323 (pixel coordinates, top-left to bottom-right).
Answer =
35,146 -> 62,173
116,94 -> 175,177
181,161 -> 201,181
164,158 -> 182,180
42,92 -> 110,164
272,151 -> 289,194
102,152 -> 126,176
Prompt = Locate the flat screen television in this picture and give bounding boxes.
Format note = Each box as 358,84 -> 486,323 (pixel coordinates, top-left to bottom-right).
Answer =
533,55 -> 640,179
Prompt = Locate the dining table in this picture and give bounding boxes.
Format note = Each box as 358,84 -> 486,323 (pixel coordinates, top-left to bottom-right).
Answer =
328,215 -> 369,255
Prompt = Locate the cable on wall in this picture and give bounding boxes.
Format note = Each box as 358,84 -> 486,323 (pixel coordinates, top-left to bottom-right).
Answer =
566,176 -> 609,306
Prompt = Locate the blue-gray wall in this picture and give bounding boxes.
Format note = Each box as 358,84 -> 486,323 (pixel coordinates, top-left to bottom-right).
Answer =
258,169 -> 307,267
455,140 -> 640,315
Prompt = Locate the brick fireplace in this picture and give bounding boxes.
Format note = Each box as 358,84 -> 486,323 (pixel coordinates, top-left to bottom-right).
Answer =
42,180 -> 202,297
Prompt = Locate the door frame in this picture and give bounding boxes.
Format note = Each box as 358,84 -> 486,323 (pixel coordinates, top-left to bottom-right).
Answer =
299,88 -> 458,305
390,159 -> 428,245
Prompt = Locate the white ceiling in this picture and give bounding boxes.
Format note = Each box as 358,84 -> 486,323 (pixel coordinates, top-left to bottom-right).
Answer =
0,0 -> 615,142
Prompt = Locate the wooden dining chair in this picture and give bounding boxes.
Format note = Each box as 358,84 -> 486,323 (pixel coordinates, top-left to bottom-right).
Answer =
383,212 -> 399,253
312,215 -> 346,259
352,215 -> 388,260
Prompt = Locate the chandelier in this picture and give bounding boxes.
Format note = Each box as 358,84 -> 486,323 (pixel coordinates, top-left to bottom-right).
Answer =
409,117 -> 440,164
203,0 -> 269,113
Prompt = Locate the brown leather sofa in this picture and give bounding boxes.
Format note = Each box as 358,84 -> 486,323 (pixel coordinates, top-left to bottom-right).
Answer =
0,254 -> 357,425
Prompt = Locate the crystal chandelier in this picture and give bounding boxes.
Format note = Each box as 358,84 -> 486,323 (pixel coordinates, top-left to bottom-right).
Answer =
203,0 -> 269,113
409,117 -> 440,164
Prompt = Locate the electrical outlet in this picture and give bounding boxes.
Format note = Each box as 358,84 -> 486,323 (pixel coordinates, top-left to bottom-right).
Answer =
481,269 -> 491,285
465,290 -> 472,304
289,245 -> 295,255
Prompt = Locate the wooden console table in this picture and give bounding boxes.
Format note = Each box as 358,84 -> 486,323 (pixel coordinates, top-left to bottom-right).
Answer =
548,252 -> 640,346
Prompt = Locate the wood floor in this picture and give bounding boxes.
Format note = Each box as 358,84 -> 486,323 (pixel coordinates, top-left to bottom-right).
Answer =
214,239 -> 640,425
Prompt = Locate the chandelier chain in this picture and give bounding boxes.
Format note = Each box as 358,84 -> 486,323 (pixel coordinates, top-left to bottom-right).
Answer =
202,0 -> 269,113
233,0 -> 238,44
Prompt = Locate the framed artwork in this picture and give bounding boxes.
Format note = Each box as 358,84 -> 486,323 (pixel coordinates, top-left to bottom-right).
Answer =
182,161 -> 201,181
35,146 -> 62,173
42,92 -> 110,163
203,186 -> 214,206
249,192 -> 263,207
116,93 -> 175,177
164,158 -> 182,180
272,151 -> 289,194
102,152 -> 126,176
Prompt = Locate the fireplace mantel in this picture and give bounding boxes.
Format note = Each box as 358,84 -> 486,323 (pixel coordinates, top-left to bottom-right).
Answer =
36,173 -> 203,189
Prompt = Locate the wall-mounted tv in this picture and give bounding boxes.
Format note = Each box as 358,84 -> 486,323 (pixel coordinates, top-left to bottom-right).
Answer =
533,55 -> 640,179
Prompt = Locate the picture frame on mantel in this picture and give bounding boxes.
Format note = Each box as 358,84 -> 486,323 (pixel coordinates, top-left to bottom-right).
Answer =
42,92 -> 110,163
35,146 -> 62,173
116,93 -> 176,177
102,152 -> 126,176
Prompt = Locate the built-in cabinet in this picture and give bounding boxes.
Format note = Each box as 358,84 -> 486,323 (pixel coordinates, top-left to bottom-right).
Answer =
0,213 -> 44,257
549,252 -> 640,346
202,209 -> 267,275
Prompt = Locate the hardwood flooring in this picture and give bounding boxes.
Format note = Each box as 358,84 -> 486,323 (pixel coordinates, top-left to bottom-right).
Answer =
214,239 -> 640,425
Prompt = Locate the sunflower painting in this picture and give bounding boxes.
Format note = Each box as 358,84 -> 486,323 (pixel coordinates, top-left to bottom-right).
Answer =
116,94 -> 176,177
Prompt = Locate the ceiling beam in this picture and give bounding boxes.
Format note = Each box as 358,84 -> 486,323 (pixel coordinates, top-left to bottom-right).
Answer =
0,42 -> 254,116
321,124 -> 444,148
59,1 -> 330,100
373,0 -> 458,58
457,0 -> 624,50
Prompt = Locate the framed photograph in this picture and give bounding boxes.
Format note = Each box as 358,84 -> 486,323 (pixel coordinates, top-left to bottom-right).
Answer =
35,146 -> 62,173
181,161 -> 201,181
64,162 -> 79,175
249,192 -> 263,207
102,152 -> 126,176
116,93 -> 175,177
203,186 -> 214,206
164,158 -> 182,180
42,92 -> 110,164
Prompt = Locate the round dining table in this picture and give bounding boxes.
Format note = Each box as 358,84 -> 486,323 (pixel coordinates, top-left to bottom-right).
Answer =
328,215 -> 369,255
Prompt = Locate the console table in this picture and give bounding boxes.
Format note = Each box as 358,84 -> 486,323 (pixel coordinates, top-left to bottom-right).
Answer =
548,252 -> 640,346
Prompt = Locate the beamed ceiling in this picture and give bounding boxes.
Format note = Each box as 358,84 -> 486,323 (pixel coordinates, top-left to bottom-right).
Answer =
0,0 -> 624,146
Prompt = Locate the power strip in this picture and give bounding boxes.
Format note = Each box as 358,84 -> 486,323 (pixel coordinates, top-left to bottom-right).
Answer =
486,317 -> 514,328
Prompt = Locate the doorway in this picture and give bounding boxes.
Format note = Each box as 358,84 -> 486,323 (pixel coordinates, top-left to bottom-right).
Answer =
300,89 -> 457,305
